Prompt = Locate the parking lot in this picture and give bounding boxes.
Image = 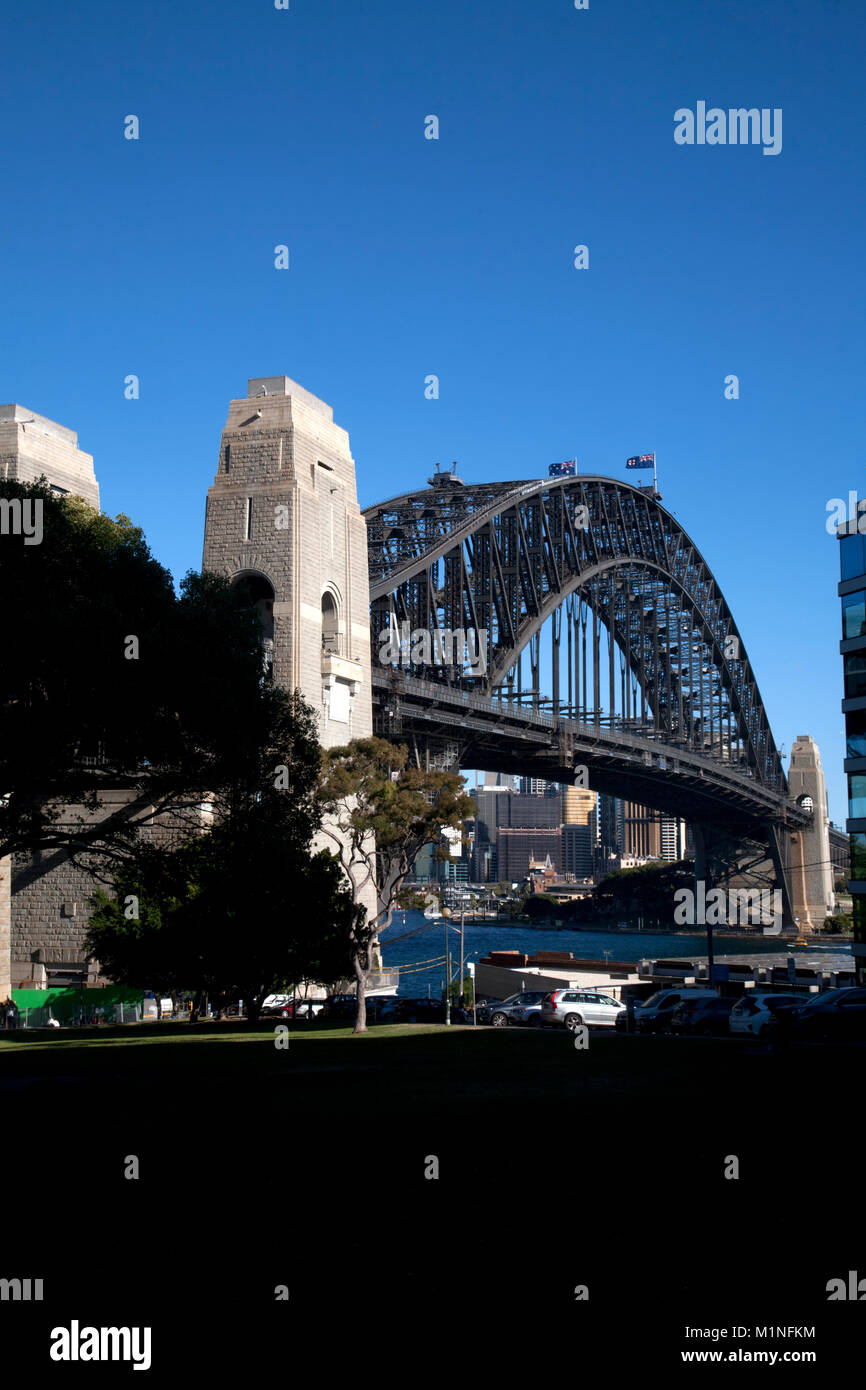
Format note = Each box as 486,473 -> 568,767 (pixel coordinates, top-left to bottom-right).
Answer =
259,982 -> 866,1045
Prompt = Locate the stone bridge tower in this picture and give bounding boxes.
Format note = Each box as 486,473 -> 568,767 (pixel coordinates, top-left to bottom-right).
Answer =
201,376 -> 378,948
202,376 -> 373,734
787,735 -> 835,931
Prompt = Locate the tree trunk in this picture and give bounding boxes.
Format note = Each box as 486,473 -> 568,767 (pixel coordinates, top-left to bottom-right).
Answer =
247,991 -> 261,1026
353,957 -> 367,1034
190,989 -> 203,1023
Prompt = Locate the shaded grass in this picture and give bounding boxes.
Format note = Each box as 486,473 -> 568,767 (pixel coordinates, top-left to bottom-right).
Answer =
0,1017 -> 841,1120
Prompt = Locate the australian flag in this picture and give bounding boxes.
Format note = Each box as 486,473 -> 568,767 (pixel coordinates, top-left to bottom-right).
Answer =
626,453 -> 655,469
549,459 -> 577,477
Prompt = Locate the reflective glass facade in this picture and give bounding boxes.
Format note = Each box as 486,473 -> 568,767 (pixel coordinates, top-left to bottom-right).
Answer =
851,832 -> 866,881
842,589 -> 866,639
840,527 -> 866,983
845,652 -> 866,699
840,532 -> 866,581
846,708 -> 866,758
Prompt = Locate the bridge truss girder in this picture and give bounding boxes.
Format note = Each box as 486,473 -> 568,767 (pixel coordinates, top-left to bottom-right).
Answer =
366,475 -> 785,798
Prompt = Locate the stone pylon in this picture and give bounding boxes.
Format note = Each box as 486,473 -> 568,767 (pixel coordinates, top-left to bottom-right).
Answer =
2,405 -> 101,992
201,376 -> 378,958
787,735 -> 835,931
0,856 -> 11,1000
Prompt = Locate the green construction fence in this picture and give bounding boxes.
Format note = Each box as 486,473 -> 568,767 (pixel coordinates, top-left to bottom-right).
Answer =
9,987 -> 145,1027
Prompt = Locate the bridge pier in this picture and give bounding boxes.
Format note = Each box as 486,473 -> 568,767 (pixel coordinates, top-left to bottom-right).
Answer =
785,736 -> 835,931
680,819 -> 795,933
202,376 -> 381,967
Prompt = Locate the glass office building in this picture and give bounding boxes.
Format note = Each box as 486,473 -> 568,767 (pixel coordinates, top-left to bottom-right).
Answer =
838,523 -> 866,982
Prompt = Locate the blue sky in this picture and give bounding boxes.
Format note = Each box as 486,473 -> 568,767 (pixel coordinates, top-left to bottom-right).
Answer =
2,0 -> 863,822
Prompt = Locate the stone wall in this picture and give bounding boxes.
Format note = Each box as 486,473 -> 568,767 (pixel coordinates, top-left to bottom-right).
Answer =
0,856 -> 11,998
0,404 -> 99,507
11,844 -> 103,986
10,796 -> 199,988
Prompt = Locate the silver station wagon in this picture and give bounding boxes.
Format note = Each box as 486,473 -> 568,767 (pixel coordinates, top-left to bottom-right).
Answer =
540,988 -> 626,1030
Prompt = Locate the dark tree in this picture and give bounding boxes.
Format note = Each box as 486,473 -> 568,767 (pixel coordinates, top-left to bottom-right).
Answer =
318,738 -> 473,1033
86,690 -> 354,1020
0,479 -> 273,871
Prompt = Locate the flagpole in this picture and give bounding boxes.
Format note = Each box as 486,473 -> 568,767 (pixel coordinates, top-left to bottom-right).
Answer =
654,450 -> 658,494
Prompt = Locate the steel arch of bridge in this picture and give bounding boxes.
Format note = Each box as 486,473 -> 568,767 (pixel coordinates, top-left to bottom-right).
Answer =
363,475 -> 802,825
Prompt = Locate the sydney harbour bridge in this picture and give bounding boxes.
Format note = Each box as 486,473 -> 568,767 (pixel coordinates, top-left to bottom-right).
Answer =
362,468 -> 814,922
195,377 -> 824,930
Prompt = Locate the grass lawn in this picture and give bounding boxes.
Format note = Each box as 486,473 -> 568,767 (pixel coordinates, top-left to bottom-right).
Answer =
3,1019 -> 859,1363
0,1016 -> 848,1126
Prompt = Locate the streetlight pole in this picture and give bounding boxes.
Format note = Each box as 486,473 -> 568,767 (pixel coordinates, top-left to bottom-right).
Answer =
706,919 -> 715,989
442,907 -> 452,1025
459,910 -> 465,1010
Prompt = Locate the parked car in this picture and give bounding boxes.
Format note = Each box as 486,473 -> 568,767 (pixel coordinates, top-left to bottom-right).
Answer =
292,1000 -> 325,1019
728,993 -> 801,1037
475,997 -> 505,1025
670,996 -> 736,1036
766,987 -> 866,1043
322,994 -> 360,1020
540,989 -> 626,1030
390,997 -> 447,1023
633,988 -> 718,1034
614,997 -> 648,1032
477,990 -> 550,1027
373,998 -> 402,1023
510,999 -> 547,1027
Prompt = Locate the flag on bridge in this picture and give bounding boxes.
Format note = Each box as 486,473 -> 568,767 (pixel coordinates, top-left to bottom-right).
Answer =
626,453 -> 655,469
549,460 -> 577,477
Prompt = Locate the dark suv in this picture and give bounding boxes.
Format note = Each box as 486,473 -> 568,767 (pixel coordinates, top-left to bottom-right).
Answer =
477,991 -> 550,1028
670,996 -> 735,1036
767,987 -> 866,1043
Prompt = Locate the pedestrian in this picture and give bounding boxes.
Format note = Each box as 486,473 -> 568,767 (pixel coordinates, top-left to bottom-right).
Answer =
0,999 -> 7,1030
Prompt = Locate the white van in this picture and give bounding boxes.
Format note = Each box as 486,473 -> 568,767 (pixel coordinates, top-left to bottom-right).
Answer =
635,988 -> 718,1034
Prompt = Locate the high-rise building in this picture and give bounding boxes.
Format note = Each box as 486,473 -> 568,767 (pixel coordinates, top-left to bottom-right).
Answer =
562,824 -> 593,878
595,793 -> 620,874
520,776 -> 552,795
472,785 -> 510,881
561,787 -> 597,826
561,786 -> 597,879
618,801 -> 661,859
659,816 -> 687,862
838,519 -> 866,981
472,788 -> 562,883
498,827 -> 563,882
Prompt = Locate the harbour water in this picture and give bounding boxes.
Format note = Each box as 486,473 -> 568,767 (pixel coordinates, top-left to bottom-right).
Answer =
380,910 -> 851,1000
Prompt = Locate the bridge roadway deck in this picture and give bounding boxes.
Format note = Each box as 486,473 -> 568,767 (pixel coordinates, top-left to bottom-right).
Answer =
371,671 -> 809,830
